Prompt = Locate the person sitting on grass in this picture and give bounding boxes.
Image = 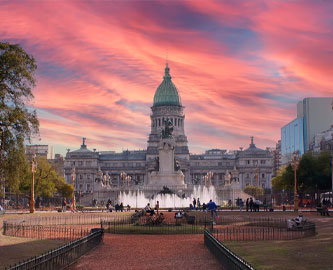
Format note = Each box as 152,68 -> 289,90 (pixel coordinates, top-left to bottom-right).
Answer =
144,203 -> 155,216
295,214 -> 303,226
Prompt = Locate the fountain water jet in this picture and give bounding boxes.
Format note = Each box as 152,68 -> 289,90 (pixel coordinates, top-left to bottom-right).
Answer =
118,185 -> 219,208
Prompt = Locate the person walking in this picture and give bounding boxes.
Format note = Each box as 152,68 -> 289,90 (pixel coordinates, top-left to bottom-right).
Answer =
193,198 -> 197,210
207,199 -> 219,223
263,198 -> 268,212
62,198 -> 67,212
239,199 -> 244,212
155,201 -> 160,215
197,198 -> 201,210
246,198 -> 249,212
249,198 -> 254,212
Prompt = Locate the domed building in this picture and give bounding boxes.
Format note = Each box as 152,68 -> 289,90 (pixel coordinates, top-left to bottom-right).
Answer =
64,64 -> 273,205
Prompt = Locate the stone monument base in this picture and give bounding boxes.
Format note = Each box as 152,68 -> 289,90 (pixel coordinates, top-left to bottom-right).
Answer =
148,171 -> 187,189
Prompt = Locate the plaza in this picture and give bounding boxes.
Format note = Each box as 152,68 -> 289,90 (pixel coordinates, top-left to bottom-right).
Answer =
1,1 -> 333,269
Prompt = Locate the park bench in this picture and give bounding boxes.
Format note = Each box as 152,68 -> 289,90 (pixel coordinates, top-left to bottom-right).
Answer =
183,212 -> 195,224
317,207 -> 329,216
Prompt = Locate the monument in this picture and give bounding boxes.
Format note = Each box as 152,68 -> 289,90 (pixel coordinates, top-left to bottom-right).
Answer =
148,118 -> 186,189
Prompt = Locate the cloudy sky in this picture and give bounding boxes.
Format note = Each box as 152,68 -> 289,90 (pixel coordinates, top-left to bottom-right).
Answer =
1,0 -> 332,155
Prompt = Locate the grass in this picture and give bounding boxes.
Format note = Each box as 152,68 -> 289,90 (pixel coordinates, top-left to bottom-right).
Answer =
0,211 -> 132,269
223,220 -> 333,270
106,223 -> 204,234
0,234 -> 65,269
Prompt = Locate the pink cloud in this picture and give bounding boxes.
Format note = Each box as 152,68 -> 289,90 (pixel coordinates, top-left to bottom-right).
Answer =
0,0 -> 331,154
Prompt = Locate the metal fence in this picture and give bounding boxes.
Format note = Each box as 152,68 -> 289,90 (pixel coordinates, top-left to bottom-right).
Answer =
5,228 -> 104,270
211,224 -> 316,241
198,215 -> 288,228
204,229 -> 256,270
101,216 -> 203,234
2,213 -> 125,229
3,221 -> 90,241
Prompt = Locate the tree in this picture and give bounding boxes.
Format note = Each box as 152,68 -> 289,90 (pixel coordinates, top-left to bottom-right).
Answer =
244,185 -> 264,198
20,156 -> 72,199
272,151 -> 332,205
0,42 -> 39,201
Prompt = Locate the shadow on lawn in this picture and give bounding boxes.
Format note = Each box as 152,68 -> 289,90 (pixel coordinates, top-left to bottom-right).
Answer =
0,238 -> 64,270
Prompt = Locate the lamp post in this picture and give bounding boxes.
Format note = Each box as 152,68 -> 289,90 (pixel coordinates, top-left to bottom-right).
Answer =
330,140 -> 333,205
71,167 -> 76,210
30,154 -> 37,213
292,152 -> 299,212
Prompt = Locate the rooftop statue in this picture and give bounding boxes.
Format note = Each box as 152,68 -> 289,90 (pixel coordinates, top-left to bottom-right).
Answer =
162,118 -> 174,139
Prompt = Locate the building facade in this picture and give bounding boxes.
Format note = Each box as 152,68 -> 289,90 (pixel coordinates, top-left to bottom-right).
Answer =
281,97 -> 333,164
272,140 -> 282,177
309,125 -> 333,153
64,65 -> 273,197
26,145 -> 49,160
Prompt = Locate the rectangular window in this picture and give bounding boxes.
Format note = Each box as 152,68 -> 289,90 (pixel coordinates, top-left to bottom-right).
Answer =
247,160 -> 250,164
261,160 -> 266,164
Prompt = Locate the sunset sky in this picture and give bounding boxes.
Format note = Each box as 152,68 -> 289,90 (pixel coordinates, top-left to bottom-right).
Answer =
1,0 -> 332,156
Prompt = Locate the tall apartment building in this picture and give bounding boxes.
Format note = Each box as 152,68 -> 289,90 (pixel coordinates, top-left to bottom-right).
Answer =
281,97 -> 333,164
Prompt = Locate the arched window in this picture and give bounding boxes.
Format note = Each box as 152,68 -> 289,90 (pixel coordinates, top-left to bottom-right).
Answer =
158,118 -> 160,126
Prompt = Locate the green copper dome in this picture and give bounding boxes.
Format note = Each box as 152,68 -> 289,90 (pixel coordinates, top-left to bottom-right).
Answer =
153,64 -> 182,107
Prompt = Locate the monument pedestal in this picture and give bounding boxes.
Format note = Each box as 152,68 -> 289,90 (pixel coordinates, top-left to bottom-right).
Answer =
147,137 -> 186,189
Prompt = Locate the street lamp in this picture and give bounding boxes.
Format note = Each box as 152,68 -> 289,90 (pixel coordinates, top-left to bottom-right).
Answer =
71,167 -> 76,210
30,154 -> 37,213
330,137 -> 333,205
292,151 -> 299,212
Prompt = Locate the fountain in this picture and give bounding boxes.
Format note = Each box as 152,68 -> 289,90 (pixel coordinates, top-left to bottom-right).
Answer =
118,185 -> 221,208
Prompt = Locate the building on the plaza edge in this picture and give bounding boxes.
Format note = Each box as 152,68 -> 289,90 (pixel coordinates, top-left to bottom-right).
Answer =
64,64 -> 273,204
26,144 -> 49,160
281,97 -> 333,164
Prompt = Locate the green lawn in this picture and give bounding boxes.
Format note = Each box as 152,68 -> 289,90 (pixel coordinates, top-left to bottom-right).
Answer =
223,220 -> 333,270
0,234 -> 65,270
106,223 -> 204,234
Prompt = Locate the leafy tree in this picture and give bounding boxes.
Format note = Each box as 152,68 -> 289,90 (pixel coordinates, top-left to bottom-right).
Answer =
244,185 -> 264,197
272,151 -> 332,204
21,156 -> 71,198
0,42 -> 39,199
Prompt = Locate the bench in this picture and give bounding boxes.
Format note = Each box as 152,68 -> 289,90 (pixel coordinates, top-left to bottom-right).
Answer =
317,207 -> 330,216
183,212 -> 195,224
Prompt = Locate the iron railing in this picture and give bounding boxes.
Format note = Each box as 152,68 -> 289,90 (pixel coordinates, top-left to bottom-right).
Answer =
101,216 -> 203,234
4,213 -> 122,226
5,228 -> 104,270
211,223 -> 316,241
3,221 -> 90,241
204,228 -> 256,270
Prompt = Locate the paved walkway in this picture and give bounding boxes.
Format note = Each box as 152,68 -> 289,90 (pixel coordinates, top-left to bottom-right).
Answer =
69,234 -> 221,270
